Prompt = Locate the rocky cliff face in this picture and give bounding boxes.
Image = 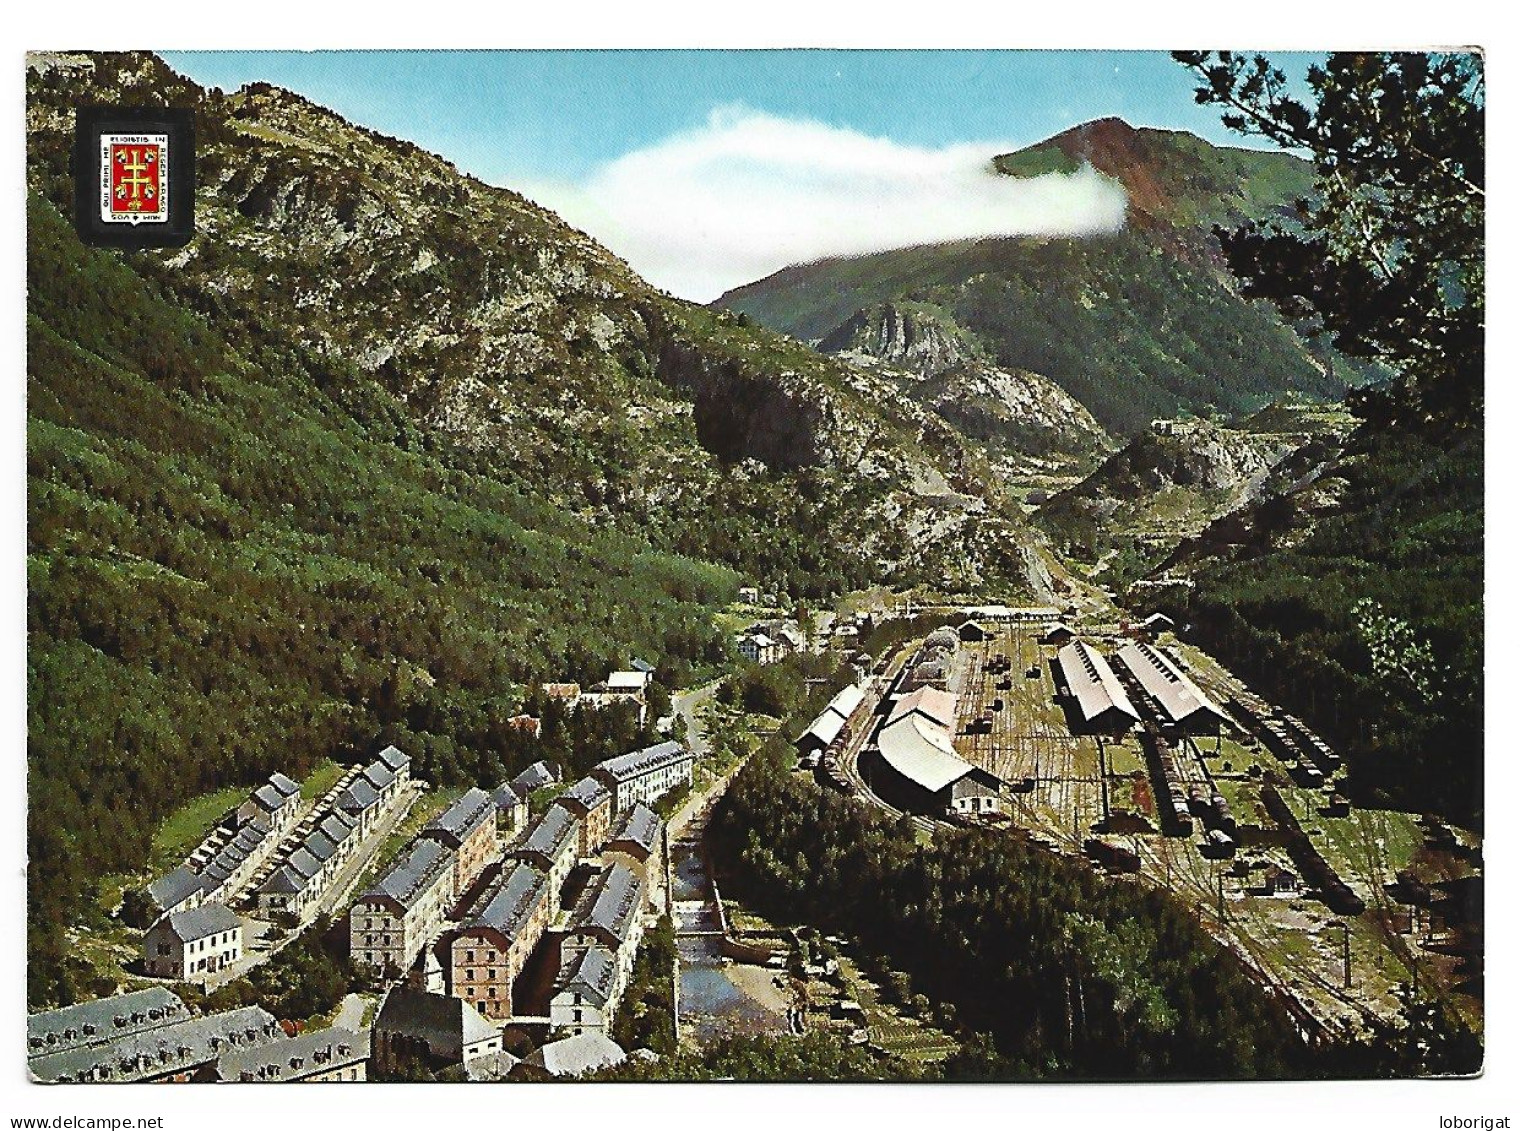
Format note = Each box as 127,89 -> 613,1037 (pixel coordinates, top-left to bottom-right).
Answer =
1036,412 -> 1351,559
814,302 -> 1110,472
817,302 -> 979,375
25,51 -> 1035,594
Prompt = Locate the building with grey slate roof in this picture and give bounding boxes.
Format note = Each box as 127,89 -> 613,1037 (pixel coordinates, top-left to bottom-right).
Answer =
564,862 -> 645,956
143,903 -> 244,982
350,837 -> 457,974
336,776 -> 382,834
27,988 -> 188,1062
604,802 -> 664,900
145,865 -> 207,919
236,774 -> 301,834
375,744 -> 412,781
492,783 -> 528,838
508,760 -> 558,798
421,787 -> 498,897
319,811 -> 356,848
362,760 -> 397,797
450,863 -> 552,1020
512,805 -> 581,894
306,829 -> 340,863
142,775 -> 294,921
523,1032 -> 625,1078
592,741 -> 694,813
560,863 -> 646,1018
269,772 -> 301,798
372,988 -> 503,1075
196,1025 -> 366,1082
549,944 -> 620,1034
552,775 -> 614,856
28,1005 -> 281,1084
255,864 -> 309,909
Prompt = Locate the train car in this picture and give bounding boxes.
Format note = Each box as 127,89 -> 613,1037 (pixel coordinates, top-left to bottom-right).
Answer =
1205,828 -> 1236,858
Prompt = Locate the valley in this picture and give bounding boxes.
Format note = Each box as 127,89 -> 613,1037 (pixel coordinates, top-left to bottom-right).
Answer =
23,48 -> 1482,1088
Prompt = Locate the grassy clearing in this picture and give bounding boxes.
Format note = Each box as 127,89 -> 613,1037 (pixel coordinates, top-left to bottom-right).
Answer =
1200,735 -> 1268,777
1104,740 -> 1145,777
301,758 -> 346,801
148,784 -> 247,872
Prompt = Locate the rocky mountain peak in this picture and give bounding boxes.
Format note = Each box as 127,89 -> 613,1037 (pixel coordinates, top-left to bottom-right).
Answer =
816,303 -> 977,376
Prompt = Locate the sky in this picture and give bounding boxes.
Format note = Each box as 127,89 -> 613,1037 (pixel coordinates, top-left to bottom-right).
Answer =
163,50 -> 1320,300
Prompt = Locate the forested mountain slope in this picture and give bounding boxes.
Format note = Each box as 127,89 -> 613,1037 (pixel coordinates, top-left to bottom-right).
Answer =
24,51 -> 1033,1006
26,52 -> 1027,600
716,119 -> 1354,435
1166,404 -> 1482,828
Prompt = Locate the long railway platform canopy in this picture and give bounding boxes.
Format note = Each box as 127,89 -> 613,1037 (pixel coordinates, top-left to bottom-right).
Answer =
1116,641 -> 1226,728
1057,640 -> 1141,727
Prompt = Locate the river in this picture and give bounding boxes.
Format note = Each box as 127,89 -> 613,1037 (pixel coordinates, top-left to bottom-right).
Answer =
671,823 -> 787,1043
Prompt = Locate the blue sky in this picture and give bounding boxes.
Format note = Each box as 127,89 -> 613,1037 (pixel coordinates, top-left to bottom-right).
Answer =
162,50 -> 1320,298
164,50 -> 1316,181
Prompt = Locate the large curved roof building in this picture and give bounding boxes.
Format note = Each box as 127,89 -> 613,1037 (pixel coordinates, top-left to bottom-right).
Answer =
873,687 -> 999,816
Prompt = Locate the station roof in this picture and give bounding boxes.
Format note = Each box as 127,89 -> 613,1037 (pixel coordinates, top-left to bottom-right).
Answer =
826,683 -> 865,720
1116,642 -> 1224,726
888,686 -> 957,730
878,710 -> 975,794
1057,640 -> 1141,725
526,1032 -> 625,1077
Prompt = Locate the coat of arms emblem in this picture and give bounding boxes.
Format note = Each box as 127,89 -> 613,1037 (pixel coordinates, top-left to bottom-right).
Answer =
100,133 -> 170,224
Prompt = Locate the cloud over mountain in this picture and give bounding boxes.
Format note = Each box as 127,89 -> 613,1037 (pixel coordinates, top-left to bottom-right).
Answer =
522,106 -> 1127,302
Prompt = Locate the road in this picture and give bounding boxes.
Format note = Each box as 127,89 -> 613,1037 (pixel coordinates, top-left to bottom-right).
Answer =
668,680 -> 748,841
332,992 -> 370,1034
673,681 -> 720,758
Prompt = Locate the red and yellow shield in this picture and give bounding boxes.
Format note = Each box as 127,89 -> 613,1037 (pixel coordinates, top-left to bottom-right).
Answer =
99,133 -> 170,225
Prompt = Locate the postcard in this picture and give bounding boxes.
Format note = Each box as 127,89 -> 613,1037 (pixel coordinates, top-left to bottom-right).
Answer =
22,47 -> 1483,1093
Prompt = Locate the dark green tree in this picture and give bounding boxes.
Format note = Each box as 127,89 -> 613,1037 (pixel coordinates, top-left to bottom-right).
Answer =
1174,51 -> 1483,425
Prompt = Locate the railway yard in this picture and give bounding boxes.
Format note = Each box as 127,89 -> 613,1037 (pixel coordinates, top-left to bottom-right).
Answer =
830,619 -> 1482,1045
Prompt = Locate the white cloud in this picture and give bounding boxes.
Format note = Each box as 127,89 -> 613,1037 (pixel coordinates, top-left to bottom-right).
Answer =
518,106 -> 1128,303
